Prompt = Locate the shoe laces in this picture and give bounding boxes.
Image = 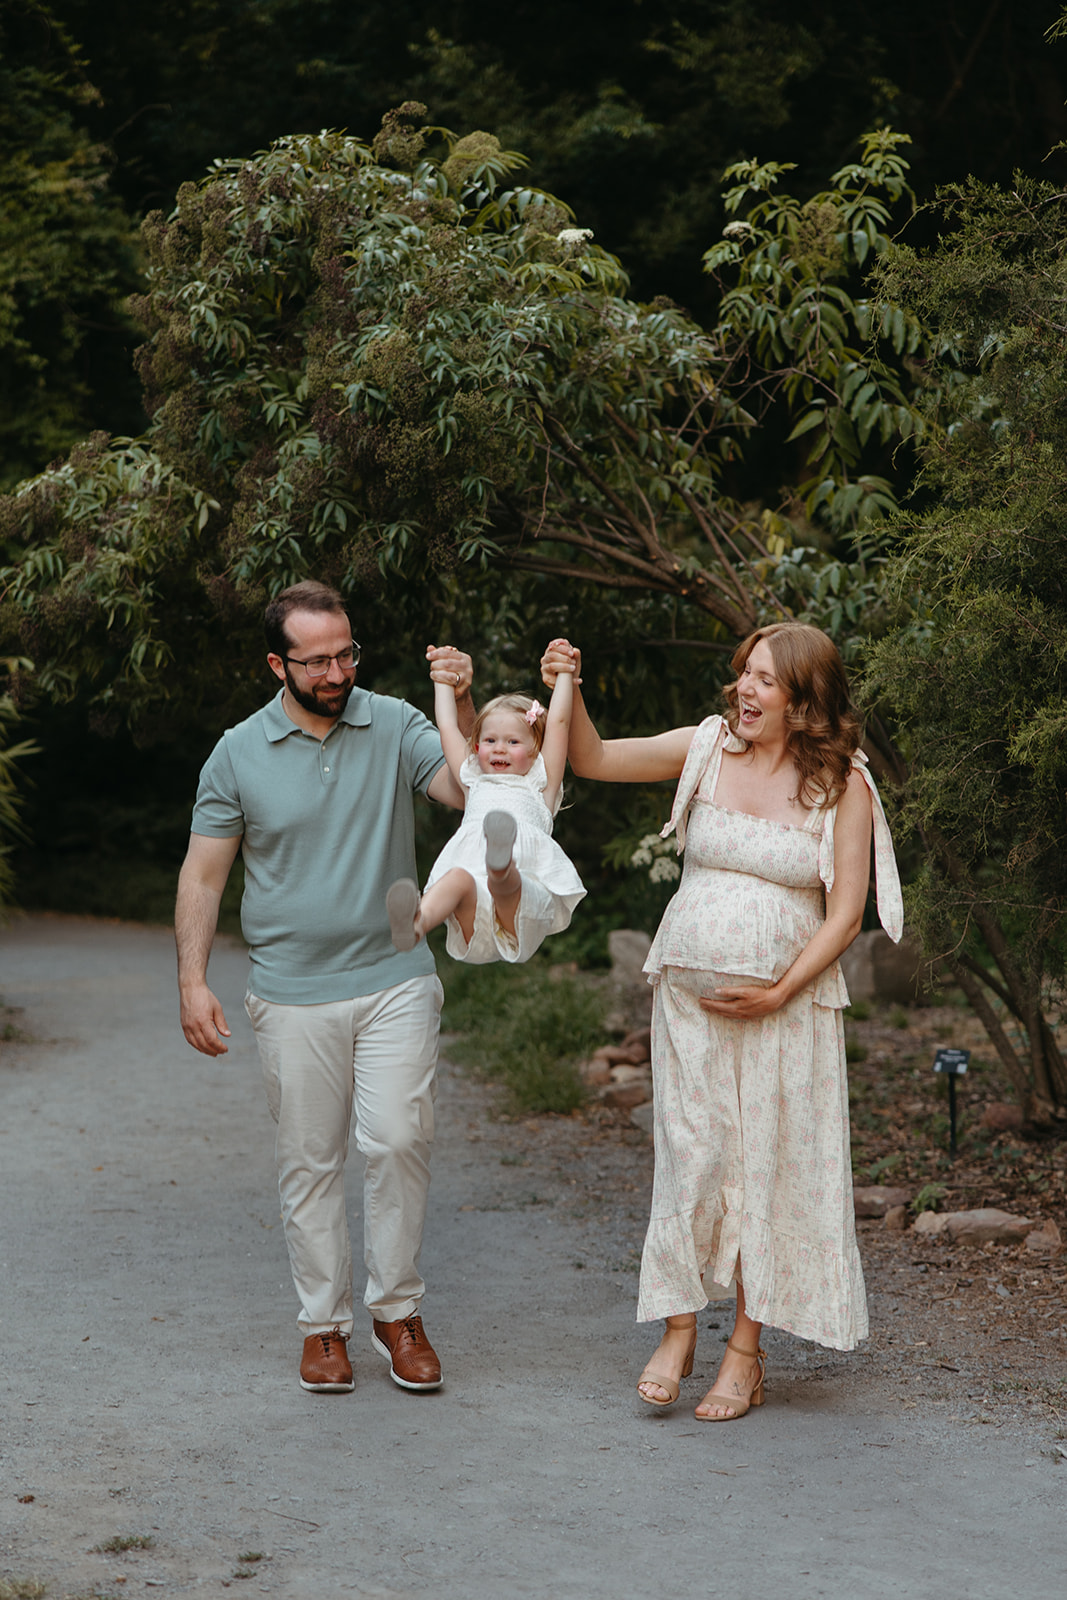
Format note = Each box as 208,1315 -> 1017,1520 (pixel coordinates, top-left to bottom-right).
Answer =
397,1315 -> 423,1345
319,1326 -> 348,1354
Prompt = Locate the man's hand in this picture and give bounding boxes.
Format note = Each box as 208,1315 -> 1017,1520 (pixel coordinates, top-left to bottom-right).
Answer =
540,638 -> 581,689
425,643 -> 473,695
180,982 -> 233,1057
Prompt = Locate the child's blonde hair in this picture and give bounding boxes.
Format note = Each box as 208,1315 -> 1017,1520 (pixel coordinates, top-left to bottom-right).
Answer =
469,693 -> 547,754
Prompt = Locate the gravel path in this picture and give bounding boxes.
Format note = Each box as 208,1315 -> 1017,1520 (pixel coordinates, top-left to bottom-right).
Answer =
1,914 -> 1064,1600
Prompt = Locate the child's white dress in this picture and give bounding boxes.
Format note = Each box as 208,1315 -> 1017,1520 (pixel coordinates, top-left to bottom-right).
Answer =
425,753 -> 586,964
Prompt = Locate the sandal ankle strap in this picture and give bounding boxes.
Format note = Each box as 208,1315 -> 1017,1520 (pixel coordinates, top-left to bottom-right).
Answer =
726,1338 -> 766,1361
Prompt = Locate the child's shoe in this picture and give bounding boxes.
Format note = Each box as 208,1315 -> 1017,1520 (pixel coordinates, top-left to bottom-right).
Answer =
386,878 -> 421,951
483,811 -> 517,872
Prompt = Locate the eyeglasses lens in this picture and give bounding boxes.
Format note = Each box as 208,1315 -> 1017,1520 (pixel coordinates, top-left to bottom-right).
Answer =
304,644 -> 359,677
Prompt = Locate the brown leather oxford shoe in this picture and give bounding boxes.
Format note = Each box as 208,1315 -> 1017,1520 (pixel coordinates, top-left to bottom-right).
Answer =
371,1314 -> 443,1390
300,1327 -> 354,1393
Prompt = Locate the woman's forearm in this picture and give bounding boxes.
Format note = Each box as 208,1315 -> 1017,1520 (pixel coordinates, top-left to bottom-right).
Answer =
769,907 -> 866,1007
540,637 -> 696,782
564,678 -> 606,776
565,682 -> 696,782
770,773 -> 873,1005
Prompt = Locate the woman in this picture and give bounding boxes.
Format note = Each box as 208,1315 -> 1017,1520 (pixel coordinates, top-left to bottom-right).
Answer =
542,625 -> 902,1421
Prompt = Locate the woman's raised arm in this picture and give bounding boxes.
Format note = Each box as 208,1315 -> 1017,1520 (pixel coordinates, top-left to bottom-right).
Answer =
540,638 -> 697,784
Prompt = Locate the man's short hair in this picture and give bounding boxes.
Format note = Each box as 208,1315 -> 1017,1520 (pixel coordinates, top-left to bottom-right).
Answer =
264,581 -> 350,657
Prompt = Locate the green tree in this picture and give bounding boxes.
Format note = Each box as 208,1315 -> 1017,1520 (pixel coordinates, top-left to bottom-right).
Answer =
0,111 -> 931,941
700,129 -> 924,637
47,1 -> 1067,318
866,174 -> 1067,1124
0,114 -> 925,731
0,0 -> 143,489
0,666 -> 37,907
0,114 -> 741,733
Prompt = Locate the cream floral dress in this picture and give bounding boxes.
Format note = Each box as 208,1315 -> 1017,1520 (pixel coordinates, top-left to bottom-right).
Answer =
636,716 -> 903,1350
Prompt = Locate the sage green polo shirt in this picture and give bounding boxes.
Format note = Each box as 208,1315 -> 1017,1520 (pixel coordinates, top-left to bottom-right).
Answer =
191,687 -> 446,1004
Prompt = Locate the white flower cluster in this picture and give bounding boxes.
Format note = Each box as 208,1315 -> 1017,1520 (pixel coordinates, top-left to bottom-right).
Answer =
722,220 -> 755,241
556,227 -> 594,247
630,832 -> 681,884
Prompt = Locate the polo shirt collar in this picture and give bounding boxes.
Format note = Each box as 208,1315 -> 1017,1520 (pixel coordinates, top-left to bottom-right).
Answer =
262,685 -> 373,743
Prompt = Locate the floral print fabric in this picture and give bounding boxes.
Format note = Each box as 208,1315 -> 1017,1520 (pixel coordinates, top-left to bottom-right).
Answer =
636,717 -> 902,1350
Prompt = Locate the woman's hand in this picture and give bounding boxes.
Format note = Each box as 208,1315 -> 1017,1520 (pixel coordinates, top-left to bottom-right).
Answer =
540,638 -> 581,689
426,643 -> 473,695
699,983 -> 786,1021
699,775 -> 874,1024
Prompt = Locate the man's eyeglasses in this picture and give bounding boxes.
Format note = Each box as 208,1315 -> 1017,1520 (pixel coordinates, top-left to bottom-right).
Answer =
282,641 -> 361,677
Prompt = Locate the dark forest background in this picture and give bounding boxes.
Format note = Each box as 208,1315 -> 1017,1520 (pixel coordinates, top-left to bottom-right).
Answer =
10,0 -> 1067,486
4,0 -> 1067,949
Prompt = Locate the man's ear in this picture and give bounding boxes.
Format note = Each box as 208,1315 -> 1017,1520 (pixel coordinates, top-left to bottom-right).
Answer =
267,652 -> 286,684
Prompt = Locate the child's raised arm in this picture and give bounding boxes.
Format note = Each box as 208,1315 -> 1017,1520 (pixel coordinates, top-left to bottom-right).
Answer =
433,675 -> 471,790
540,665 -> 573,812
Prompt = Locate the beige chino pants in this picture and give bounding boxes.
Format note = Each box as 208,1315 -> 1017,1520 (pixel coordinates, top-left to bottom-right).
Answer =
245,974 -> 443,1336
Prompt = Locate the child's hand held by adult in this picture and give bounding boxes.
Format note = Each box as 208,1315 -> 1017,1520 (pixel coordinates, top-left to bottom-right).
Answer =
539,638 -> 581,688
425,643 -> 473,694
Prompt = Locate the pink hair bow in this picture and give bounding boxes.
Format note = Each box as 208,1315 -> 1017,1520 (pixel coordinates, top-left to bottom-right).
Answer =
524,700 -> 545,725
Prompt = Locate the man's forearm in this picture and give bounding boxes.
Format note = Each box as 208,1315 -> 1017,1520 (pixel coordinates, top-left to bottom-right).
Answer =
175,869 -> 223,991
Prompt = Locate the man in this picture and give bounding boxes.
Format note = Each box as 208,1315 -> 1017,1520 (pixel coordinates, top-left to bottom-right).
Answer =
176,580 -> 473,1394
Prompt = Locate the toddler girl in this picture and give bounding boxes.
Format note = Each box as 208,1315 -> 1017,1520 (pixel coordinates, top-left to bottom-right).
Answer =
387,657 -> 585,963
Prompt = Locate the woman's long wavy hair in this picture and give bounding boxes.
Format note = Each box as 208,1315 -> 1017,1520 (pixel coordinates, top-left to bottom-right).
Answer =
723,623 -> 861,808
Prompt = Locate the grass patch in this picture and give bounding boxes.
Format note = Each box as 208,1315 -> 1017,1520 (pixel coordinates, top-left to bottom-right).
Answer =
91,1534 -> 155,1554
440,949 -> 607,1114
1,1003 -> 29,1043
912,1181 -> 949,1213
866,1151 -> 904,1182
0,1585 -> 124,1600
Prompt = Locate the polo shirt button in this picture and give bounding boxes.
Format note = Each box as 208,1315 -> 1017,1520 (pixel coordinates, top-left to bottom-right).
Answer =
324,766 -> 331,773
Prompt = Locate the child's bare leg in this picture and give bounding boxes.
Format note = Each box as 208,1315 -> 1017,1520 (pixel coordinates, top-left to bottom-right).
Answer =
483,811 -> 521,936
419,868 -> 477,942
387,869 -> 476,951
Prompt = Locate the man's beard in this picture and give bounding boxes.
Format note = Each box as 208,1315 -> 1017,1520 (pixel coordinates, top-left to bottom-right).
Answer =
283,663 -> 355,720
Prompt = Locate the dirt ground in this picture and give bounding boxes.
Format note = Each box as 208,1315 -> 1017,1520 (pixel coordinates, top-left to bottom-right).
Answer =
1,914 -> 1065,1600
501,1109 -> 1067,1436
